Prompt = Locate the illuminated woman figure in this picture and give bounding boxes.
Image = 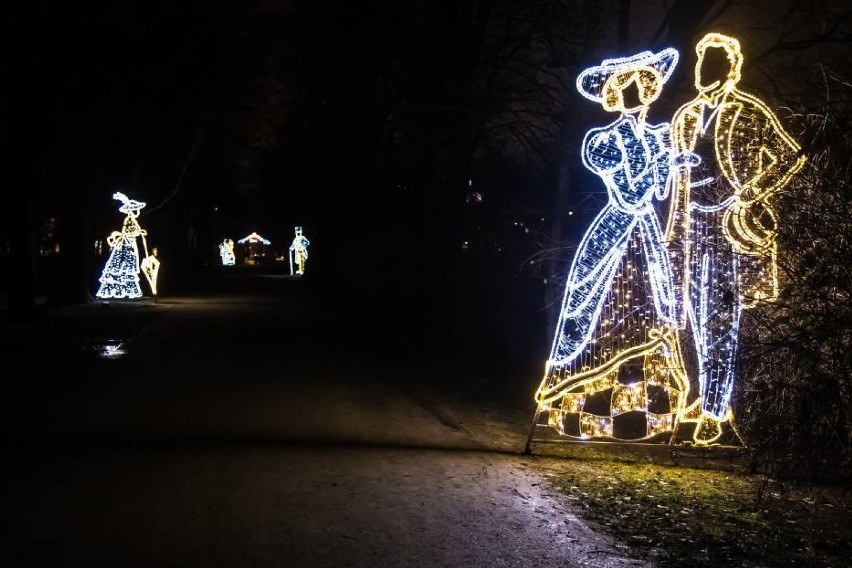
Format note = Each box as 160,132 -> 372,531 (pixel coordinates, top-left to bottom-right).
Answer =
289,226 -> 310,275
668,33 -> 806,443
96,192 -> 148,299
219,238 -> 236,266
532,48 -> 691,442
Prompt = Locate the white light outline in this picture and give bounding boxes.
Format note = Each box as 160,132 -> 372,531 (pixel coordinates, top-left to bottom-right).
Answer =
237,232 -> 272,245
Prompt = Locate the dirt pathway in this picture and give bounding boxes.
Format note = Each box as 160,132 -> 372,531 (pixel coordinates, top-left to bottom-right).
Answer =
6,288 -> 653,567
10,445 -> 651,567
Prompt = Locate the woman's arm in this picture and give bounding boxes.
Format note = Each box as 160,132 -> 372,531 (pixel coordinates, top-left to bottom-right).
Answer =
581,123 -> 624,176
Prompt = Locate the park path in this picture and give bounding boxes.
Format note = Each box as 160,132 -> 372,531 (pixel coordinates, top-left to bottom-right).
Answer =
4,272 -> 653,567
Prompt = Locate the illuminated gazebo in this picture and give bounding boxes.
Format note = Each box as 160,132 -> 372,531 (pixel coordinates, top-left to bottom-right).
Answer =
237,231 -> 272,265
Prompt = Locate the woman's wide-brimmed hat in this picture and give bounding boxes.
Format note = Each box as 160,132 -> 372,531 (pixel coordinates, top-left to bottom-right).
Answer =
113,191 -> 147,213
576,47 -> 679,102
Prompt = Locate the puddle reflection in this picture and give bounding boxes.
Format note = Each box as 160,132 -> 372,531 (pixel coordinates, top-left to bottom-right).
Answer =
85,340 -> 128,359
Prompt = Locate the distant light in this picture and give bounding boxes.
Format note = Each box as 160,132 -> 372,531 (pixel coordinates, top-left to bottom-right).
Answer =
100,343 -> 127,359
238,232 -> 272,244
289,226 -> 310,276
219,238 -> 236,266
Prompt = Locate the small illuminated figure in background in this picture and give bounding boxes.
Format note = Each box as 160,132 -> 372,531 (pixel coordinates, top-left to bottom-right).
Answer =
289,225 -> 310,276
96,191 -> 159,299
531,47 -> 691,443
219,238 -> 235,266
668,33 -> 806,444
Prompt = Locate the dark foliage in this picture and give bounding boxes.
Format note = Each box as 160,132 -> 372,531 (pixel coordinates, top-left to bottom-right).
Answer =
542,455 -> 851,567
737,105 -> 852,481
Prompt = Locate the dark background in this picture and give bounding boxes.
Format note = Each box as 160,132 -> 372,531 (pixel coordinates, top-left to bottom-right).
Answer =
4,0 -> 578,371
4,0 -> 850,391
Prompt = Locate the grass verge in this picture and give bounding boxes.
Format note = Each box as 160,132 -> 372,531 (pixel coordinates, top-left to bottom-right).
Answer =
535,449 -> 850,567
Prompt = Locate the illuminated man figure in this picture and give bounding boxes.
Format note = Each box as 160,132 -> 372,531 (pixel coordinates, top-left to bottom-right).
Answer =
96,192 -> 149,299
532,48 -> 691,442
668,33 -> 806,443
219,238 -> 236,266
289,225 -> 310,276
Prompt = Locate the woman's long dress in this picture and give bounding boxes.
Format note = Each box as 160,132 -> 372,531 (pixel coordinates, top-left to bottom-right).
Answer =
96,217 -> 143,299
534,115 -> 687,441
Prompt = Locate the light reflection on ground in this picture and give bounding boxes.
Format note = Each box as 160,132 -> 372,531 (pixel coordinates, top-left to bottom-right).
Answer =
84,340 -> 127,359
99,343 -> 126,359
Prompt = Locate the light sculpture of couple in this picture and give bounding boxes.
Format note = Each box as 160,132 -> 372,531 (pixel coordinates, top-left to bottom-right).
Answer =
531,32 -> 805,446
219,238 -> 236,266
